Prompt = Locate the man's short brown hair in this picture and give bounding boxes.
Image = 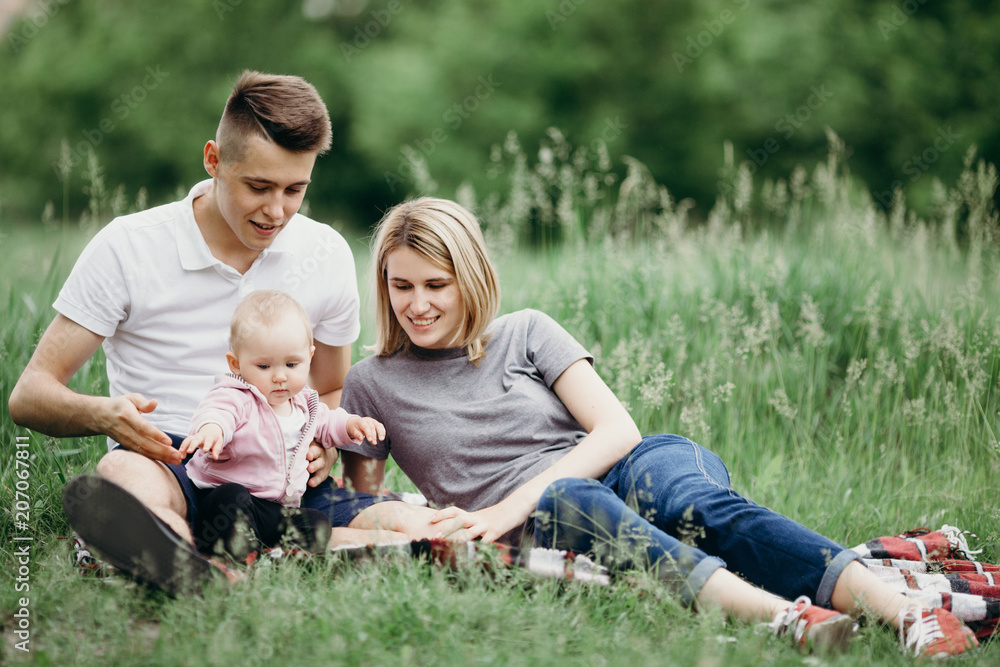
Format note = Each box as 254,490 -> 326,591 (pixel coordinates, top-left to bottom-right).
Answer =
217,70 -> 332,163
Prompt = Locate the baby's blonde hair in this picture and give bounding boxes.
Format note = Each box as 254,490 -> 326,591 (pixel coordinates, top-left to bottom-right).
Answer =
230,290 -> 313,353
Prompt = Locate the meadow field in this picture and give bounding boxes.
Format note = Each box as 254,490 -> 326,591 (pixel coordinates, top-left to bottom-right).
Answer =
1,140 -> 998,664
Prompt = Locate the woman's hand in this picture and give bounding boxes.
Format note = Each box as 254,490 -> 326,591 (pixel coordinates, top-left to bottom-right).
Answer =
430,500 -> 527,544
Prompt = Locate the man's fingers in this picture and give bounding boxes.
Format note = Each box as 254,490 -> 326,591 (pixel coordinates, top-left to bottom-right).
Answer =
127,393 -> 160,416
134,438 -> 182,464
305,441 -> 323,461
130,414 -> 172,447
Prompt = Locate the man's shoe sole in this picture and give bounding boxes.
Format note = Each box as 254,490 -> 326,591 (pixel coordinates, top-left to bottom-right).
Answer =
62,474 -> 215,596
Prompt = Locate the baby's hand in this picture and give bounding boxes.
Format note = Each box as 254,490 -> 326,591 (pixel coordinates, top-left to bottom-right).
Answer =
346,415 -> 386,445
178,424 -> 226,459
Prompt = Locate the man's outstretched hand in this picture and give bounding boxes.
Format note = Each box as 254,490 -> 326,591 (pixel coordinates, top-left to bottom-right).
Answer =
99,393 -> 180,464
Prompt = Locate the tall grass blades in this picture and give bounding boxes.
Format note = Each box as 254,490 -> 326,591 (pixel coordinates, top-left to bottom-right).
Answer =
2,137 -> 998,664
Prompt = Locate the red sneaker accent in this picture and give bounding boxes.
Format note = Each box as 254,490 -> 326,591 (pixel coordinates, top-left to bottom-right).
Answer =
899,606 -> 979,659
769,596 -> 857,653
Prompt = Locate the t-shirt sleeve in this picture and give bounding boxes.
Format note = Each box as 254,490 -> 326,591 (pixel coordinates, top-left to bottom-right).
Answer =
523,309 -> 594,387
52,222 -> 130,337
310,227 -> 361,347
339,362 -> 389,460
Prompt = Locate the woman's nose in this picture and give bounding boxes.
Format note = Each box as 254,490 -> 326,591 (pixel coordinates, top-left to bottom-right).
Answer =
411,288 -> 429,313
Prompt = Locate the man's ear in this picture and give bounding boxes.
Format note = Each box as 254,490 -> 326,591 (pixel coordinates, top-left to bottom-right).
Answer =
204,140 -> 221,177
226,351 -> 240,374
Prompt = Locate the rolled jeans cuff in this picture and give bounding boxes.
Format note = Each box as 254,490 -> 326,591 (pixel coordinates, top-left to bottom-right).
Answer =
680,555 -> 726,607
814,548 -> 863,608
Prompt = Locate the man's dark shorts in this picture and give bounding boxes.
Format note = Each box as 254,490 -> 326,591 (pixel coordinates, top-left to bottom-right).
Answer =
112,434 -> 394,529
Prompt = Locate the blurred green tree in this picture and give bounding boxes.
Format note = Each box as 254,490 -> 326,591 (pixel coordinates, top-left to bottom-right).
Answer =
0,0 -> 996,226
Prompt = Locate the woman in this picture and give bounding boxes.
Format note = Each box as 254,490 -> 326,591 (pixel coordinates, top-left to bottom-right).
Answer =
338,197 -> 977,658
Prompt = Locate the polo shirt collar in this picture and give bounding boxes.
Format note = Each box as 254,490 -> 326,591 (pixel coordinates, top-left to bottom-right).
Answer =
175,179 -> 296,272
176,180 -> 220,271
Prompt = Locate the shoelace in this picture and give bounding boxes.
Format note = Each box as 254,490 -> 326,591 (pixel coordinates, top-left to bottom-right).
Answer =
899,607 -> 942,656
769,595 -> 811,643
939,525 -> 983,560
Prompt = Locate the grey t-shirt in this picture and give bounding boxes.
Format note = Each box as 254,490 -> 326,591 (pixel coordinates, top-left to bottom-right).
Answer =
340,309 -> 592,524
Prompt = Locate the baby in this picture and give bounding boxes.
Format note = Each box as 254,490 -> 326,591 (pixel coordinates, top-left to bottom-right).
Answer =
180,289 -> 384,559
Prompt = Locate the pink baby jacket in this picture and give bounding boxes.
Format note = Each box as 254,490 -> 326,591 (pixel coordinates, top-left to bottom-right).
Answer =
186,373 -> 358,506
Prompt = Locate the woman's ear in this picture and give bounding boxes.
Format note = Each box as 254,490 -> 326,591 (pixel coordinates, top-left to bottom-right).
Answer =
226,351 -> 240,374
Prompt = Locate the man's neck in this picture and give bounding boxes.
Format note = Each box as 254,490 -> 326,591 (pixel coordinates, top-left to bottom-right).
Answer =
191,190 -> 262,275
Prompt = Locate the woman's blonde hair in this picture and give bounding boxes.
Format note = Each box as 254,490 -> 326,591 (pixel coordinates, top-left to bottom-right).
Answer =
371,197 -> 500,363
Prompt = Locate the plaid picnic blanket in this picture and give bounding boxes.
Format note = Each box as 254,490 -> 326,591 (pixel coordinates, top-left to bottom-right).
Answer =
70,524 -> 998,641
851,526 -> 999,641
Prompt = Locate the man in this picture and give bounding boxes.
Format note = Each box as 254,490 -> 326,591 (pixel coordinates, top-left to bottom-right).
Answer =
9,70 -> 438,594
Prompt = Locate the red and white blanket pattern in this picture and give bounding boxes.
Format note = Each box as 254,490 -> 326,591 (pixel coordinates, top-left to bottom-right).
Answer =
850,526 -> 999,641
72,524 -> 998,640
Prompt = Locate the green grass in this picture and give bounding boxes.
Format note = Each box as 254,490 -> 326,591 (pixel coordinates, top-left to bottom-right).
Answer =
2,140 -> 999,664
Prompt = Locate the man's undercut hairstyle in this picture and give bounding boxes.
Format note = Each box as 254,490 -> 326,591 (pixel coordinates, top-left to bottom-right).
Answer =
217,70 -> 332,163
371,197 -> 500,363
230,290 -> 314,353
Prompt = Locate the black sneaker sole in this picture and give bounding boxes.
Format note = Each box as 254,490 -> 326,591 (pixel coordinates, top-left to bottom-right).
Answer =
62,474 -> 216,597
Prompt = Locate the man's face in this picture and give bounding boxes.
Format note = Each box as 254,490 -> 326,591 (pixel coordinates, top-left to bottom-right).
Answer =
208,135 -> 317,252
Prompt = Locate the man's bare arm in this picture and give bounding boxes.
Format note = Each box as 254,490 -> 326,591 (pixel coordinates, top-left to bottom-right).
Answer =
303,341 -> 352,484
8,314 -> 178,462
310,341 -> 351,409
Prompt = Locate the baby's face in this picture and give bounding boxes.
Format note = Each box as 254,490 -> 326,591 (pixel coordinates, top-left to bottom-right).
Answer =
230,318 -> 313,410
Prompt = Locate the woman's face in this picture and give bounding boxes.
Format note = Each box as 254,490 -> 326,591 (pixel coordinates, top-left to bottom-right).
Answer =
385,246 -> 465,350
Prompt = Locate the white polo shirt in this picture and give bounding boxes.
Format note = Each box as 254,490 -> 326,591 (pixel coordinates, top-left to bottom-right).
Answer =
54,179 -> 361,444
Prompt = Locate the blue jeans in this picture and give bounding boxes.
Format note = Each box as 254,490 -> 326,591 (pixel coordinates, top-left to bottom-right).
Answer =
533,434 -> 861,607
